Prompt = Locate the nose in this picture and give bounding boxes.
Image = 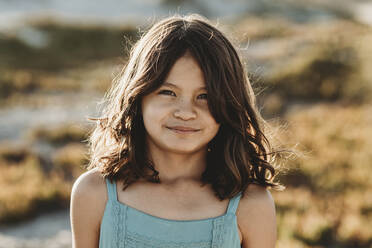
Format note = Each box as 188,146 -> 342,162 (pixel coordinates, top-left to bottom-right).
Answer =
173,99 -> 197,120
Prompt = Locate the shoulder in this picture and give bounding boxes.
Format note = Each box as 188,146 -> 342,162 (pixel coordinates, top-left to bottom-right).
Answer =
70,168 -> 108,231
71,167 -> 107,203
236,184 -> 277,248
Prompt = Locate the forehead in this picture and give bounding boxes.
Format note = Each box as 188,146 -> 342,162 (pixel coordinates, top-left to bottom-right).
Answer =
164,52 -> 206,89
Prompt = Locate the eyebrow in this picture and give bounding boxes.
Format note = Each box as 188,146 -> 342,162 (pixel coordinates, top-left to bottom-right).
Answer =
162,82 -> 206,91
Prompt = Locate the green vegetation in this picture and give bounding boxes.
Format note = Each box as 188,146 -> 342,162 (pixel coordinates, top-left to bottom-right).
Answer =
26,124 -> 88,146
0,20 -> 134,105
0,20 -> 137,71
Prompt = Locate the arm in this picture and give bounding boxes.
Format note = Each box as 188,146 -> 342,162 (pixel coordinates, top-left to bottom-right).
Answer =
70,168 -> 107,248
237,185 -> 277,248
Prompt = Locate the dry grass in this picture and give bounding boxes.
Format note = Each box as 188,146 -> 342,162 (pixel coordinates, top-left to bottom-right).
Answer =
26,124 -> 89,146
2,103 -> 371,247
0,59 -> 117,107
52,143 -> 89,180
273,103 -> 372,247
1,17 -> 372,247
234,18 -> 372,119
0,19 -> 137,71
0,122 -> 90,224
0,19 -> 132,106
0,144 -> 74,224
232,16 -> 298,42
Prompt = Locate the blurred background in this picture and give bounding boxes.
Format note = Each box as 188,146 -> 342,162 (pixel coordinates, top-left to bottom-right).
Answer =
0,0 -> 371,247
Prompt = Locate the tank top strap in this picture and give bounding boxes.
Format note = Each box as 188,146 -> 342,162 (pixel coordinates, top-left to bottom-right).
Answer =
105,178 -> 118,202
226,192 -> 242,214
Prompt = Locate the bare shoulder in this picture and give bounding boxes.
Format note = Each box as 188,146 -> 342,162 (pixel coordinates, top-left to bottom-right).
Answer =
236,184 -> 277,248
71,167 -> 107,206
70,168 -> 108,247
239,184 -> 275,206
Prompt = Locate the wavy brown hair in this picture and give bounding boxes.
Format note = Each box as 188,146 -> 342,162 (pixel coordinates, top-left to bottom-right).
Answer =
87,14 -> 285,199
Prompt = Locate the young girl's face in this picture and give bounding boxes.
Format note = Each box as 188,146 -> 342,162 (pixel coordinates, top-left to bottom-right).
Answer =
141,53 -> 220,155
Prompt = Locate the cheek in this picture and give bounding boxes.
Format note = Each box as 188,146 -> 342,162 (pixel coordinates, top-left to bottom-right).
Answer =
204,113 -> 220,136
211,123 -> 220,137
142,100 -> 167,129
142,107 -> 158,128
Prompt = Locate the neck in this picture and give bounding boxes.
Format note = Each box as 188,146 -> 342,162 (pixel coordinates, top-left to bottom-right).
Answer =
146,144 -> 207,186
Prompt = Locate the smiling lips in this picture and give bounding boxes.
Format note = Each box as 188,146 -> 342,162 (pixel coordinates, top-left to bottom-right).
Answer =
166,126 -> 201,133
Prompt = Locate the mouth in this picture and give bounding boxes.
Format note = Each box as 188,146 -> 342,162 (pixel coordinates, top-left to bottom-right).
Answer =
166,126 -> 201,133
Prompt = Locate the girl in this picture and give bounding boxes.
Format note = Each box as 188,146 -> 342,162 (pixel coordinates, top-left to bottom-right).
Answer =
70,14 -> 284,248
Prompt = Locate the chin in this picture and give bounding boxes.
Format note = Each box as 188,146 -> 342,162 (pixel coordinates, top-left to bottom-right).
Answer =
164,143 -> 206,154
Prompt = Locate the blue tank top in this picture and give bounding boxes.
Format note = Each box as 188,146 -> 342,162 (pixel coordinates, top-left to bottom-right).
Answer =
99,178 -> 242,248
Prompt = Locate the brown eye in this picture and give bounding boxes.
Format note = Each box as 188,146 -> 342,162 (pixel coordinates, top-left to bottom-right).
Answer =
158,90 -> 176,96
197,93 -> 208,100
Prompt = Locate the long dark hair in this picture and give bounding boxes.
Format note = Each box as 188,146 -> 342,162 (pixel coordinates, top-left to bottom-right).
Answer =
87,14 -> 285,199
